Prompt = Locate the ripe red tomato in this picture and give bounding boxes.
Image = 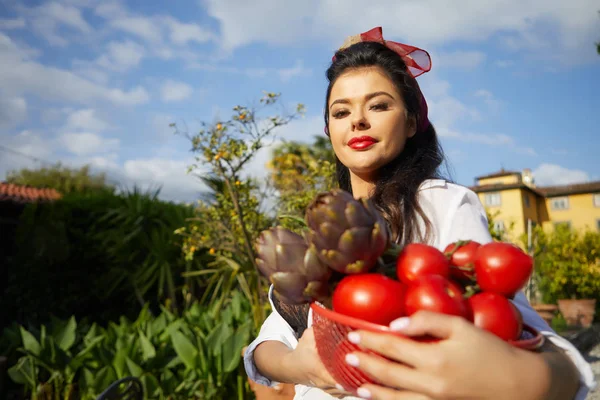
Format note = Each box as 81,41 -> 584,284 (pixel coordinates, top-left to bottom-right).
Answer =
403,275 -> 469,318
474,242 -> 533,298
332,274 -> 406,325
444,240 -> 480,282
468,292 -> 523,341
396,243 -> 450,284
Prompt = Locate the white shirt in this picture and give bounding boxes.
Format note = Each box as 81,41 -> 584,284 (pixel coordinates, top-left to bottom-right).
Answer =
243,179 -> 597,400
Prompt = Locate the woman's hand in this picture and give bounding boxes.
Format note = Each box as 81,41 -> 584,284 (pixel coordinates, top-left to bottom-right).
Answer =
283,327 -> 349,396
345,311 -> 554,400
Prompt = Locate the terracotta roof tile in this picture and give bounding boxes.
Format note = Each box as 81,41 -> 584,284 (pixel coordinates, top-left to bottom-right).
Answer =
536,181 -> 600,197
471,180 -> 600,198
475,169 -> 521,181
0,182 -> 62,204
470,182 -> 542,195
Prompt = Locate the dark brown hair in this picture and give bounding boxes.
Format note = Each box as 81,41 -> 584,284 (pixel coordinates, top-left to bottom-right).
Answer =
325,41 -> 448,244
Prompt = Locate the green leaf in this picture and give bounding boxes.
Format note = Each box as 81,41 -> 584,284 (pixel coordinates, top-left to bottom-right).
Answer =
7,357 -> 37,387
138,330 -> 156,361
112,348 -> 128,378
84,323 -> 99,345
54,316 -> 77,351
93,366 -> 116,394
222,322 -> 251,372
171,330 -> 198,370
20,327 -> 41,356
125,357 -> 143,377
205,322 -> 232,356
140,374 -> 161,398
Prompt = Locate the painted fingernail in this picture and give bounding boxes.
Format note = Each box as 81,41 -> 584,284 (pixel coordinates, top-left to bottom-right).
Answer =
390,317 -> 410,331
357,387 -> 372,398
347,331 -> 361,344
335,383 -> 345,391
345,353 -> 359,366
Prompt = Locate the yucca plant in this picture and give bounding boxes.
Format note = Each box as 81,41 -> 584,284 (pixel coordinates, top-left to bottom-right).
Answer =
96,186 -> 201,311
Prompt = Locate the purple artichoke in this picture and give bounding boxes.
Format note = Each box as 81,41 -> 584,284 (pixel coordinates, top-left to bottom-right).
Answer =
305,189 -> 390,274
255,227 -> 331,305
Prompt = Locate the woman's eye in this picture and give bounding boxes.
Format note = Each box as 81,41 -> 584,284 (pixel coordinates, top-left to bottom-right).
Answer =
332,109 -> 349,118
370,102 -> 389,111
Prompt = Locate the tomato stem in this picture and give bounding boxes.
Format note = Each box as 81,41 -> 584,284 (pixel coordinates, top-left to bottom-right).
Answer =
450,264 -> 474,272
463,284 -> 481,299
443,239 -> 471,258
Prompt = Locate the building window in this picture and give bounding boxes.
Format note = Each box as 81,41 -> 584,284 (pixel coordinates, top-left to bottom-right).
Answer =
523,193 -> 530,208
485,192 -> 501,207
550,196 -> 569,210
594,193 -> 600,207
493,220 -> 505,233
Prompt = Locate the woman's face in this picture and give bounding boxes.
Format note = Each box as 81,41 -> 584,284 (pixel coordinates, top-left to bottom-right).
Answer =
327,67 -> 416,179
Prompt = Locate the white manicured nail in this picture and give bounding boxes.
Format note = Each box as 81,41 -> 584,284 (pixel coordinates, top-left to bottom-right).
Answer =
347,331 -> 361,344
345,353 -> 359,367
357,387 -> 372,398
390,317 -> 410,331
335,383 -> 345,391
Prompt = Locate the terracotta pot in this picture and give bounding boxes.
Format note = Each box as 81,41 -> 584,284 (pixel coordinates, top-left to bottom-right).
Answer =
247,380 -> 295,400
557,299 -> 597,328
532,303 -> 558,326
242,347 -> 295,400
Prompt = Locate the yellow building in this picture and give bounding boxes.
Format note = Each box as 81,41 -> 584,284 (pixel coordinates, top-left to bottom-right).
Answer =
471,169 -> 600,240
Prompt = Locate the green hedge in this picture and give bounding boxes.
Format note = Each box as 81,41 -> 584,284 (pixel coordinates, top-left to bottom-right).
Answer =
1,189 -> 204,331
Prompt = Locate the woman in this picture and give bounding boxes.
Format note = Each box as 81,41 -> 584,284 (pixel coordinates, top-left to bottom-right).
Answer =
244,27 -> 596,400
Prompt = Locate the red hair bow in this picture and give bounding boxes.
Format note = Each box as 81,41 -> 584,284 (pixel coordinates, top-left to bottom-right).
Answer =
335,27 -> 432,78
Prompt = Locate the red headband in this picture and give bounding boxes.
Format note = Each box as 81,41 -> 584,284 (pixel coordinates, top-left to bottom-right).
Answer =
329,27 -> 432,133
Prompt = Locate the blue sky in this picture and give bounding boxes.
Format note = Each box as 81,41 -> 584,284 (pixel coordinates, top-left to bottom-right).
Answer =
1,0 -> 599,202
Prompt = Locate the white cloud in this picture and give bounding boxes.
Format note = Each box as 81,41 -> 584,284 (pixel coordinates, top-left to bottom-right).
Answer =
533,163 -> 590,186
436,51 -> 486,69
164,17 -> 214,45
64,109 -> 110,132
58,132 -> 120,156
0,18 -> 26,29
96,40 -> 145,72
24,1 -> 93,47
495,60 -> 515,68
474,89 -> 501,112
278,60 -> 312,82
0,130 -> 54,181
0,32 -> 150,106
0,97 -> 27,129
160,80 -> 193,103
419,76 -> 534,155
95,2 -> 214,52
205,0 -> 599,64
110,16 -> 162,43
121,157 -> 204,202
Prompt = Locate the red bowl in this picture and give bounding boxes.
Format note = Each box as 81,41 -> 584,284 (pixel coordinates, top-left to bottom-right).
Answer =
310,302 -> 544,394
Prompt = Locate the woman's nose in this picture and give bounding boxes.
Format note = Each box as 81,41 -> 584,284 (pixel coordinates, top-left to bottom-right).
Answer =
351,114 -> 370,131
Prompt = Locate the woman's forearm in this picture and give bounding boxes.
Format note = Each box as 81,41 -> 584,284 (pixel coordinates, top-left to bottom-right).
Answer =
518,341 -> 581,400
253,341 -> 304,385
540,342 -> 581,400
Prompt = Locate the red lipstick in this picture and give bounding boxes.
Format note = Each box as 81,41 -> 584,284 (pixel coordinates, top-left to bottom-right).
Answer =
347,136 -> 377,150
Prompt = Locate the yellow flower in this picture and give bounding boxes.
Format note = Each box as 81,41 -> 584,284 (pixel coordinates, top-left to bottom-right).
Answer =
216,123 -> 223,130
189,246 -> 197,253
209,248 -> 216,255
235,180 -> 241,186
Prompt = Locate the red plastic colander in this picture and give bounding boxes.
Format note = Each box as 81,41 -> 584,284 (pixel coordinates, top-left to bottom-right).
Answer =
310,302 -> 544,394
